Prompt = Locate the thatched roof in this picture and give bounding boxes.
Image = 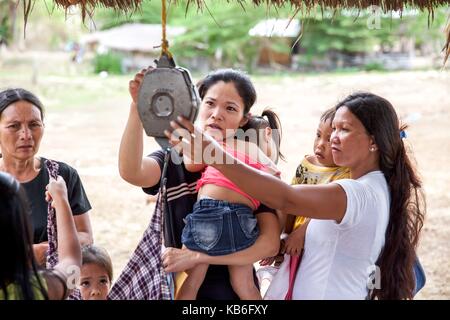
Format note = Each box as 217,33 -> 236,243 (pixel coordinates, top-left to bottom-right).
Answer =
22,0 -> 450,64
42,0 -> 450,11
41,0 -> 450,13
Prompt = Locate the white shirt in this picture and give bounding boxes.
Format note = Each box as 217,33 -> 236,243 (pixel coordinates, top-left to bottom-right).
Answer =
293,171 -> 390,299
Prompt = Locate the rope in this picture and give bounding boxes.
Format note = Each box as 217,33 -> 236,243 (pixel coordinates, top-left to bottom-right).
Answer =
161,0 -> 172,59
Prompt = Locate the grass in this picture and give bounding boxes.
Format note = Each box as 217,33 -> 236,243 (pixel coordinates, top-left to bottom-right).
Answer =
0,72 -> 130,112
1,51 -> 447,112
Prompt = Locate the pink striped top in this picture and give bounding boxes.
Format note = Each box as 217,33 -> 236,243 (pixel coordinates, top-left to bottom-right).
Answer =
196,145 -> 279,209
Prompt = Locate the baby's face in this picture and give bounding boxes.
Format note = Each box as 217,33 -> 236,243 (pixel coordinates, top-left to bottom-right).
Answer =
313,120 -> 336,167
79,263 -> 111,300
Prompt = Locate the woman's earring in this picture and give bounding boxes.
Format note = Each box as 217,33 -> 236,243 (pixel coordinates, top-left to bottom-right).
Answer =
370,147 -> 376,152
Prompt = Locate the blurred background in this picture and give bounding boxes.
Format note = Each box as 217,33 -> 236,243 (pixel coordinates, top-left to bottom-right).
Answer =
1,0 -> 448,75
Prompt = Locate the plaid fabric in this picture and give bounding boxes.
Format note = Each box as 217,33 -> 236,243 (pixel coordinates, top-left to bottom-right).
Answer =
66,286 -> 82,300
108,192 -> 171,300
45,159 -> 59,269
44,159 -> 82,300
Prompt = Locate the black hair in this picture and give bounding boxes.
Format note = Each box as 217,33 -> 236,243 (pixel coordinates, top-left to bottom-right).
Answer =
0,172 -> 48,300
239,109 -> 285,163
82,245 -> 113,282
320,107 -> 336,124
0,88 -> 45,121
197,69 -> 256,114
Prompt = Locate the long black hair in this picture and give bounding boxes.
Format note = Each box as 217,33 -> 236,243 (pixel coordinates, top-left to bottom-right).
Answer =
0,172 -> 48,300
335,92 -> 425,299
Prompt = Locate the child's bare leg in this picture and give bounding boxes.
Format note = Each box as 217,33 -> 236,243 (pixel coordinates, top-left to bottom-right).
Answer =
229,265 -> 262,300
176,263 -> 209,300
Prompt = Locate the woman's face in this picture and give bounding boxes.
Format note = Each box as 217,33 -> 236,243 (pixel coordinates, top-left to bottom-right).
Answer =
331,106 -> 374,169
0,101 -> 44,161
197,81 -> 248,141
79,263 -> 111,300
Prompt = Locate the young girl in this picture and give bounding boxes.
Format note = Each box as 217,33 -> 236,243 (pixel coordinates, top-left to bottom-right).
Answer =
0,172 -> 81,300
169,71 -> 282,300
79,245 -> 113,300
264,107 -> 350,299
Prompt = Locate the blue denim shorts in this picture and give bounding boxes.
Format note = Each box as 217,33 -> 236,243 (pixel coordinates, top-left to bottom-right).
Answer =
181,198 -> 259,256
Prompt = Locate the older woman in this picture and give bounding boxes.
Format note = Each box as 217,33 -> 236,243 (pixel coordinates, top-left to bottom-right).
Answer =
0,88 -> 93,266
164,92 -> 425,300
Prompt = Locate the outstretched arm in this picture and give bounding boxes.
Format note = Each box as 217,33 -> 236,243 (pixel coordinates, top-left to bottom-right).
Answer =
215,157 -> 346,221
167,117 -> 347,221
118,68 -> 162,188
44,176 -> 81,299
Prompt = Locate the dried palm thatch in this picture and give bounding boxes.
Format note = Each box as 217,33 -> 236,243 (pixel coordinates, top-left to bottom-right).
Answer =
21,0 -> 450,64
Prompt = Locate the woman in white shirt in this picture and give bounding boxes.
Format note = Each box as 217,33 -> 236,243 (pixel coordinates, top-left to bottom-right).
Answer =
163,92 -> 425,300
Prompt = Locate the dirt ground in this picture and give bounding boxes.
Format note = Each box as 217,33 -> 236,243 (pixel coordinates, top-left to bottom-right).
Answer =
1,53 -> 449,299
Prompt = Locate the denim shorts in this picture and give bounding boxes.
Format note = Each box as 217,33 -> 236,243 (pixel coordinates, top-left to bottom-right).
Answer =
181,198 -> 259,256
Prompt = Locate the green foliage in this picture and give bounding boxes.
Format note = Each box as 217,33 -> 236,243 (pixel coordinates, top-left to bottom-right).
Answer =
1,0 -> 83,47
0,0 -> 14,44
93,0 -> 189,29
363,61 -> 386,71
300,12 -> 393,59
0,23 -> 8,43
170,2 -> 261,70
94,1 -> 295,70
92,2 -> 449,70
93,52 -> 123,74
402,7 -> 449,45
295,7 -> 448,63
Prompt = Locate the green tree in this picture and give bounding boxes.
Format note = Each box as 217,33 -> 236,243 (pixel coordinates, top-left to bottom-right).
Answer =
0,0 -> 18,46
92,2 -> 448,70
94,0 -> 296,70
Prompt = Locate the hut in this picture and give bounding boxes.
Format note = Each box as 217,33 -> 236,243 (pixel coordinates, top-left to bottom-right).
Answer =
81,23 -> 185,72
249,18 -> 301,68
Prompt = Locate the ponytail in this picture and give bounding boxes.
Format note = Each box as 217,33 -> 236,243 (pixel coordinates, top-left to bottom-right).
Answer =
240,109 -> 285,162
370,133 -> 425,299
261,109 -> 285,162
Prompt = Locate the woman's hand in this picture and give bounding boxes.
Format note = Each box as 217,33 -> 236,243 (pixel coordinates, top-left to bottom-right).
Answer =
164,116 -> 224,166
33,242 -> 49,266
129,68 -> 153,104
45,176 -> 69,208
162,247 -> 205,273
284,224 -> 307,257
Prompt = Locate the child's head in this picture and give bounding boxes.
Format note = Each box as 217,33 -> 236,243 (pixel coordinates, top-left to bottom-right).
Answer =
313,107 -> 336,167
80,245 -> 113,300
239,109 -> 284,164
196,69 -> 256,140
